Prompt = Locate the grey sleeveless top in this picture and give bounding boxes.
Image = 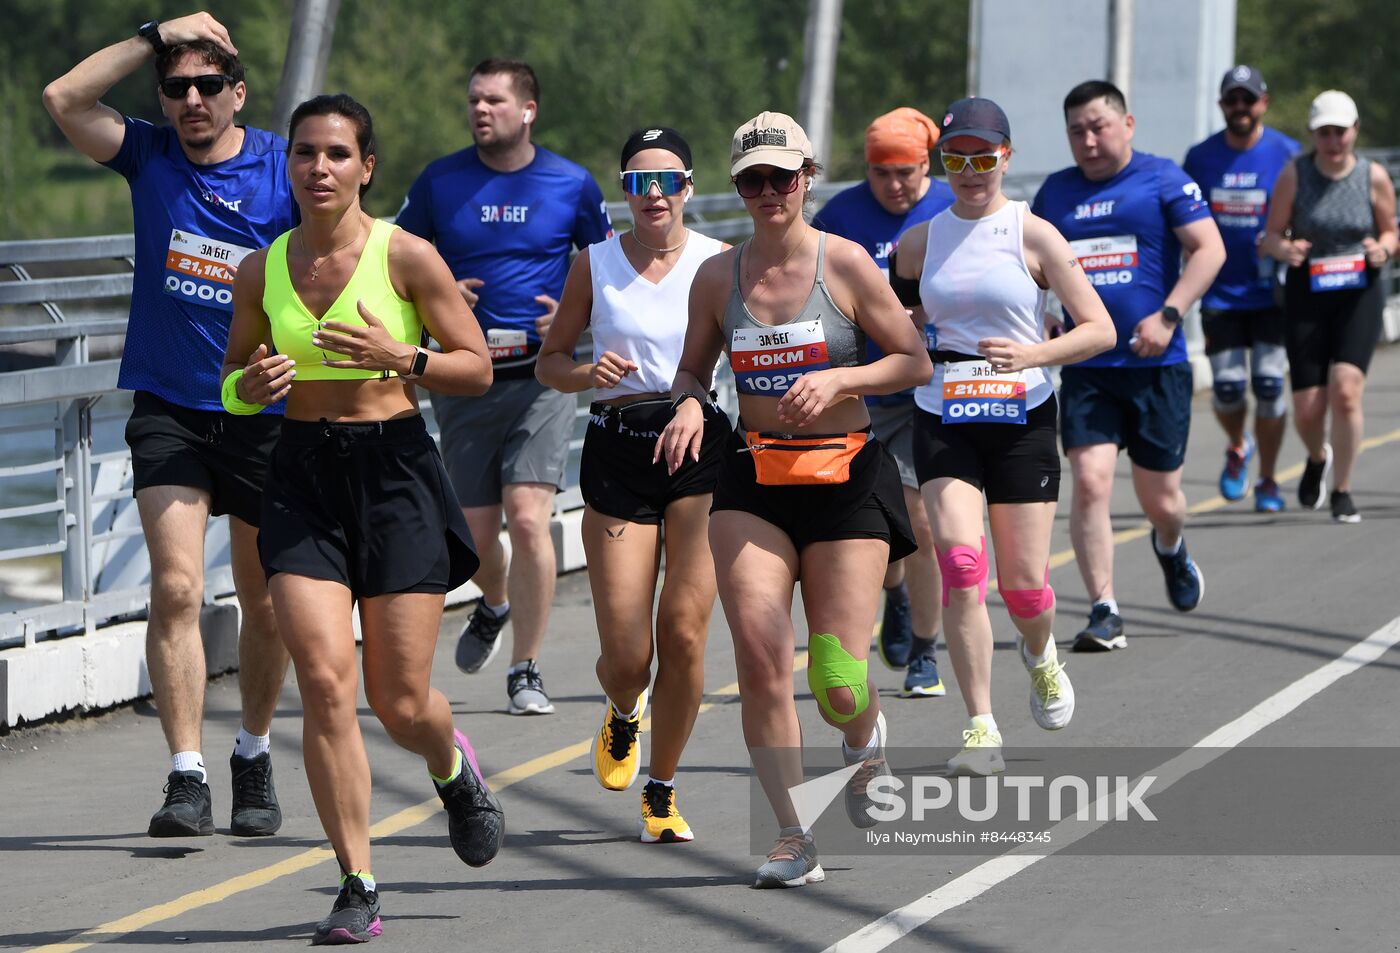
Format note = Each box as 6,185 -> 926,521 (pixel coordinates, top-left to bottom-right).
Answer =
1292,154 -> 1374,257
723,232 -> 866,397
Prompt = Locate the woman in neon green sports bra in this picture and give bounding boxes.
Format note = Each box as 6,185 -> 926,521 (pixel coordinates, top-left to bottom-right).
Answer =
220,94 -> 498,943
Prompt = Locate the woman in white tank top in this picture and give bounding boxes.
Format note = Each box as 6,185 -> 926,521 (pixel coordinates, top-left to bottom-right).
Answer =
892,98 -> 1114,776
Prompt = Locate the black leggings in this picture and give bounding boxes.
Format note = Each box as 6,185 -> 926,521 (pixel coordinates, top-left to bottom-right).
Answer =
1283,264 -> 1385,390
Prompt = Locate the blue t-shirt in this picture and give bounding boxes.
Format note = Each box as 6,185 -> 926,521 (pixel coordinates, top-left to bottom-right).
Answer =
1032,150 -> 1211,368
811,178 -> 954,404
1183,127 -> 1300,311
396,145 -> 613,371
102,118 -> 296,411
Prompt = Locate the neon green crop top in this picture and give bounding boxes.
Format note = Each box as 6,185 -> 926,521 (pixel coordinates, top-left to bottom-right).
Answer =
263,218 -> 424,381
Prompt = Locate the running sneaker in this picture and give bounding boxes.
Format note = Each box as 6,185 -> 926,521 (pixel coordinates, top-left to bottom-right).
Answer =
506,660 -> 555,715
946,721 -> 1005,777
1330,490 -> 1361,524
1298,444 -> 1332,510
1254,477 -> 1286,513
1152,530 -> 1204,612
639,780 -> 694,843
593,689 -> 647,791
877,582 -> 914,669
901,637 -> 946,697
436,729 -> 505,867
753,826 -> 825,889
148,770 -> 214,837
1017,636 -> 1074,730
229,752 -> 282,837
455,602 -> 508,674
1072,603 -> 1126,652
842,711 -> 891,829
312,875 -> 382,946
1218,435 -> 1254,501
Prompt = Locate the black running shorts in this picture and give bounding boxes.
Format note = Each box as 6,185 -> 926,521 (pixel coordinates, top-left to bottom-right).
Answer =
1283,264 -> 1385,389
912,397 -> 1060,504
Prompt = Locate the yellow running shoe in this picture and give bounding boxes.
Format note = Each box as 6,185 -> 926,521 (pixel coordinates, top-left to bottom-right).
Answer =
639,780 -> 694,843
592,689 -> 647,791
947,717 -> 1005,777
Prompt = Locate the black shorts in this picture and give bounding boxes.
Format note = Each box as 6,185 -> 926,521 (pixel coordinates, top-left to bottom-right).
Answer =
1059,363 -> 1193,472
124,390 -> 281,526
259,416 -> 478,599
912,397 -> 1060,504
711,427 -> 917,563
580,398 -> 731,524
1283,265 -> 1385,390
1201,307 -> 1286,354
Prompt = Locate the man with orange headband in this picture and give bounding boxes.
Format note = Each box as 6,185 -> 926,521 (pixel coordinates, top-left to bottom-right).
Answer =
812,107 -> 953,698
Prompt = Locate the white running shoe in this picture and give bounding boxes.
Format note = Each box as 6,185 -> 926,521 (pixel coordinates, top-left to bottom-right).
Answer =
947,720 -> 1005,777
1018,635 -> 1075,730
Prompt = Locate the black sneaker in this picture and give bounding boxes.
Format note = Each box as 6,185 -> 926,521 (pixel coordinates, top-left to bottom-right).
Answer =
148,770 -> 214,837
230,752 -> 282,836
312,875 -> 382,945
1072,603 -> 1126,652
1152,530 -> 1204,612
436,729 -> 505,867
877,583 -> 914,669
506,659 -> 555,715
1330,490 -> 1361,524
455,602 -> 508,674
1298,444 -> 1332,510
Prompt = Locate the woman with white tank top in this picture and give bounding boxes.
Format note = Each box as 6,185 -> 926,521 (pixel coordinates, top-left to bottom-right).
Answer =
892,98 -> 1114,776
537,128 -> 729,845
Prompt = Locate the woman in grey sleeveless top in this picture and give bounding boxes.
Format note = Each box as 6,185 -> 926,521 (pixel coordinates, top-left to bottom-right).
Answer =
1262,90 -> 1398,523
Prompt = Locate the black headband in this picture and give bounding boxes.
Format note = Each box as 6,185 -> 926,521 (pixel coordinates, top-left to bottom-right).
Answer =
620,127 -> 693,172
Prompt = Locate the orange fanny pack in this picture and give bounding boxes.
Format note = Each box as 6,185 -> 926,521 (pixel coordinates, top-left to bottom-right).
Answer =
743,431 -> 868,486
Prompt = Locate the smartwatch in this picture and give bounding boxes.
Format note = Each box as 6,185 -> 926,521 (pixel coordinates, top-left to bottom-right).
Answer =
1160,305 -> 1182,325
671,392 -> 701,413
138,21 -> 167,55
402,346 -> 429,380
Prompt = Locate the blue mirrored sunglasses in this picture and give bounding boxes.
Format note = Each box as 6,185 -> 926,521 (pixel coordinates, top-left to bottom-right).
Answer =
620,169 -> 692,196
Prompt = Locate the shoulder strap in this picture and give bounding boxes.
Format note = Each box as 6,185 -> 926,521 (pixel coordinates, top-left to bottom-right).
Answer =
814,231 -> 827,285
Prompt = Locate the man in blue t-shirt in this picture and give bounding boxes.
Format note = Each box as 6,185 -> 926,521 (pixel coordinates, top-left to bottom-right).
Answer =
811,107 -> 952,699
1184,66 -> 1300,513
43,12 -> 294,838
398,59 -> 613,715
1032,81 -> 1224,651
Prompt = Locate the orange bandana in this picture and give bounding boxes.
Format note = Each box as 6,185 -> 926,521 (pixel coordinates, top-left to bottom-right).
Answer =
865,108 -> 940,165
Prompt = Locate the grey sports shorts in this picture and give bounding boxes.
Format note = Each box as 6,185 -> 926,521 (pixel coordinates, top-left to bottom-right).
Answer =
867,399 -> 918,490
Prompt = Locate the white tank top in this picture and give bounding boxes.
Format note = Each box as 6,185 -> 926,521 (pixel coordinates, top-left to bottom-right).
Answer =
913,201 -> 1054,415
589,230 -> 724,399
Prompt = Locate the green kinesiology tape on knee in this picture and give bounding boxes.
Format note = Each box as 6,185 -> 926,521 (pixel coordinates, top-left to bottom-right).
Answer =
806,633 -> 869,723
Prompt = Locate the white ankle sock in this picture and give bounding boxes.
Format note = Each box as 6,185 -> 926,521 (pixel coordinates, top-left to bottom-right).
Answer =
1095,598 -> 1120,616
172,751 -> 206,780
1021,638 -> 1053,668
484,599 -> 510,617
970,714 -> 999,737
1153,534 -> 1182,556
233,727 -> 270,760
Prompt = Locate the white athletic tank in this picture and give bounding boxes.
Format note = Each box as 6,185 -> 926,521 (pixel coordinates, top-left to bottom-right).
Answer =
589,229 -> 724,400
913,200 -> 1054,415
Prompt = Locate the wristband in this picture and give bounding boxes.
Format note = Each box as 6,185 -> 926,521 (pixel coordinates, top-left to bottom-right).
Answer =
221,369 -> 265,415
671,392 -> 701,413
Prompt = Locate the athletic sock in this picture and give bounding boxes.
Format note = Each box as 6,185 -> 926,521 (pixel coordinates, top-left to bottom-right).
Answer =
612,695 -> 643,719
884,580 -> 909,601
970,713 -> 999,737
1021,638 -> 1052,668
172,751 -> 206,781
341,870 -> 377,892
430,746 -> 463,787
1095,598 -> 1121,616
647,776 -> 674,787
1153,534 -> 1183,556
508,659 -> 535,676
232,727 -> 270,760
484,599 -> 510,617
842,719 -> 883,761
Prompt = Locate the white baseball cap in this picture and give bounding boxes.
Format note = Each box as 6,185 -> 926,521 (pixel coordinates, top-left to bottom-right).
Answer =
1308,90 -> 1359,130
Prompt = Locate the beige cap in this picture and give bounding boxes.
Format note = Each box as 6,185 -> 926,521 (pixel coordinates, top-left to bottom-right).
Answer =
1308,90 -> 1359,130
730,112 -> 814,176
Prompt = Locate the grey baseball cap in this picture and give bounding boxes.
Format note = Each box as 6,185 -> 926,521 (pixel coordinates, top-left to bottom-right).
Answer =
1220,65 -> 1267,98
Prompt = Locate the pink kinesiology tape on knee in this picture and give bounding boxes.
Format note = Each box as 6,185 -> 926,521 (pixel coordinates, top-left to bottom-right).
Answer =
936,538 -> 988,607
1001,567 -> 1055,619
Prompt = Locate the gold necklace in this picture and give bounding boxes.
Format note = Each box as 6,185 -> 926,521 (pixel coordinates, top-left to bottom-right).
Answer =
750,227 -> 808,285
300,226 -> 361,280
629,228 -> 688,254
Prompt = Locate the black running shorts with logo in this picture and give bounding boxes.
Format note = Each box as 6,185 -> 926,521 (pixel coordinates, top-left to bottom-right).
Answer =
124,390 -> 281,526
710,427 -> 917,563
259,416 -> 478,598
1059,363 -> 1193,472
580,397 -> 732,524
912,397 -> 1060,504
1283,264 -> 1385,389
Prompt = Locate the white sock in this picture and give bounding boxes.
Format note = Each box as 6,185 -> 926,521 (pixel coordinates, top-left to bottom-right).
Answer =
647,776 -> 674,788
843,720 -> 882,761
612,695 -> 642,719
484,599 -> 510,617
1153,534 -> 1182,556
1095,598 -> 1120,616
172,751 -> 206,781
508,659 -> 535,675
233,727 -> 270,760
1021,638 -> 1053,668
970,714 -> 999,737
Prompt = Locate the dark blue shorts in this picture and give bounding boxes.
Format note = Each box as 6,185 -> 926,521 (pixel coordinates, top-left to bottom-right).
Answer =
1059,363 -> 1193,472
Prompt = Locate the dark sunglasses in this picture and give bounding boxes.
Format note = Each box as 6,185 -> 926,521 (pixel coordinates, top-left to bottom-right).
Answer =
1221,92 -> 1259,108
620,169 -> 691,196
159,74 -> 234,99
733,169 -> 802,199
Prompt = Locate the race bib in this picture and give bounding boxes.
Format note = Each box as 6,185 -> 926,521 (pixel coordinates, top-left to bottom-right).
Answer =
1210,187 -> 1267,222
1070,234 -> 1138,289
486,328 -> 530,361
163,229 -> 253,312
1309,254 -> 1368,292
730,319 -> 830,396
941,360 -> 1027,425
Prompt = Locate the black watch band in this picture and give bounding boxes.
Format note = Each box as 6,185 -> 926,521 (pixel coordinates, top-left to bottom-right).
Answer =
1161,305 -> 1182,325
138,21 -> 167,55
671,392 -> 701,413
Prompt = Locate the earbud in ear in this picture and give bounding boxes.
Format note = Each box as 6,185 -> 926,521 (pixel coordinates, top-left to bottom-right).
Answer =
684,184 -> 694,203
522,108 -> 534,123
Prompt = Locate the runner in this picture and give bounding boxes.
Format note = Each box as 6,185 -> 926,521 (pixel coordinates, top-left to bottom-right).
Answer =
1261,90 -> 1398,523
1183,66 -> 1300,512
657,112 -> 931,887
811,107 -> 954,698
892,98 -> 1114,775
1032,81 -> 1224,651
42,12 -> 292,838
221,94 -> 500,944
536,127 -> 729,843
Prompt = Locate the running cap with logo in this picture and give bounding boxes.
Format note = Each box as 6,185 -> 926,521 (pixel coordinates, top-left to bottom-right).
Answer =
620,126 -> 693,171
938,97 -> 1012,145
865,107 -> 941,165
1308,90 -> 1359,130
1220,65 -> 1267,98
730,112 -> 813,176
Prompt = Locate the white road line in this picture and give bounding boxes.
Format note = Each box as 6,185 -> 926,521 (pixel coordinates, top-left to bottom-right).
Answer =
824,614 -> 1400,953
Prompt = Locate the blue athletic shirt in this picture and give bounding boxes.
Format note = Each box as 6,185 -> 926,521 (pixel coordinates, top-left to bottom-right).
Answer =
1032,150 -> 1211,368
811,178 -> 954,404
102,117 -> 296,411
1183,127 -> 1300,311
396,145 -> 613,375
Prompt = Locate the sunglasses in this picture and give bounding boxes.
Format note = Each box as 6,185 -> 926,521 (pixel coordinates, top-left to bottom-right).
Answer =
733,169 -> 803,199
619,169 -> 692,196
1221,92 -> 1259,107
938,150 -> 1005,175
159,74 -> 234,99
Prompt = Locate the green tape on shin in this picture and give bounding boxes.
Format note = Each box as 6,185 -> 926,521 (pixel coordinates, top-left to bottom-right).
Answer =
806,633 -> 869,723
